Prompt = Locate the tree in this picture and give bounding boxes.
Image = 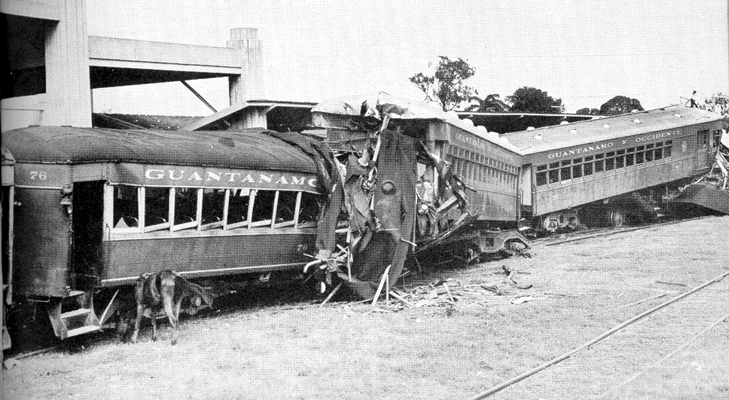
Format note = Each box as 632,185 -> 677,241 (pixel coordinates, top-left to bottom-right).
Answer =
506,87 -> 563,113
599,96 -> 644,115
466,93 -> 510,113
576,107 -> 600,115
410,56 -> 477,111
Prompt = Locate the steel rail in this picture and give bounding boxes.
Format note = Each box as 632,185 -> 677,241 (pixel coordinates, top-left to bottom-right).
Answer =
595,310 -> 729,398
466,269 -> 729,400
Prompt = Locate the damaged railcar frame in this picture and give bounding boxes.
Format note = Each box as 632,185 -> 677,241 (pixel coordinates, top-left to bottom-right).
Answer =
308,94 -> 529,298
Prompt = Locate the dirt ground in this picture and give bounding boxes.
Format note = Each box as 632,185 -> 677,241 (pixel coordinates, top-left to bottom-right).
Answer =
3,216 -> 729,400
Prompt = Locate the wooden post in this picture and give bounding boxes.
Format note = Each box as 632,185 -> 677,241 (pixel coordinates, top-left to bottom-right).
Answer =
371,265 -> 391,307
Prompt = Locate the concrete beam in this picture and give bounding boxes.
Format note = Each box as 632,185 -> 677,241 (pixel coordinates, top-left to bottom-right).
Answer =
88,36 -> 243,76
1,0 -> 61,21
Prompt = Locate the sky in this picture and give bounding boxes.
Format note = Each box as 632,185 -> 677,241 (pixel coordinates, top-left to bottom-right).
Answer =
87,0 -> 729,115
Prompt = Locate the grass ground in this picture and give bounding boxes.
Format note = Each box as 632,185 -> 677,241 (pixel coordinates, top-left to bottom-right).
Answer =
3,216 -> 729,400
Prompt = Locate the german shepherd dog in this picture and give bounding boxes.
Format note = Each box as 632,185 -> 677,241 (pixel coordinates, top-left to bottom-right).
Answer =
131,270 -> 213,345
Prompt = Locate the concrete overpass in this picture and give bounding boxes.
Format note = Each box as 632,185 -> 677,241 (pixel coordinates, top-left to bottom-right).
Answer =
1,0 -> 270,131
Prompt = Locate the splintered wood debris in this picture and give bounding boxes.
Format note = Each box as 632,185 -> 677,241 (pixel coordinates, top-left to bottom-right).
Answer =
337,265 -> 540,313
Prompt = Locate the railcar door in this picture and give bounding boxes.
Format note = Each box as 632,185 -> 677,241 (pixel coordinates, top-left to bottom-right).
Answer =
71,181 -> 105,289
697,129 -> 711,170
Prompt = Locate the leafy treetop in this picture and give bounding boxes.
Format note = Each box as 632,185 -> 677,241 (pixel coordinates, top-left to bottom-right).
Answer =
410,56 -> 477,111
507,87 -> 563,113
599,95 -> 644,115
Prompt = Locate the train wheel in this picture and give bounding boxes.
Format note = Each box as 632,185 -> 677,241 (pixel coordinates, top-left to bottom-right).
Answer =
609,210 -> 625,227
542,217 -> 560,233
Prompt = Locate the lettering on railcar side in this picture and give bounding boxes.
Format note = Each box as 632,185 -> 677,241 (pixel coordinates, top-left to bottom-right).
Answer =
144,169 -> 317,188
547,130 -> 682,160
29,170 -> 48,180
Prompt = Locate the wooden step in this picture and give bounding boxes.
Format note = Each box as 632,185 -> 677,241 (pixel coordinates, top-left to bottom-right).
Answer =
66,325 -> 101,338
61,308 -> 93,320
67,290 -> 86,297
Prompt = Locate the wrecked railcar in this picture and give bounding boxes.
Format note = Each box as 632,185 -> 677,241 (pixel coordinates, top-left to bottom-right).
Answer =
308,94 -> 529,298
671,128 -> 729,214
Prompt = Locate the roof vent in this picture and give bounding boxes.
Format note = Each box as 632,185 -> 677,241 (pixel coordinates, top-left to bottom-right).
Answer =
602,124 -> 611,129
559,120 -> 569,125
534,133 -> 543,140
632,118 -> 642,124
569,129 -> 578,134
673,113 -> 682,118
526,126 -> 535,131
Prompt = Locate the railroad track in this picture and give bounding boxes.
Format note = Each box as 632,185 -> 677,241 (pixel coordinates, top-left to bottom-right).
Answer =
467,268 -> 729,399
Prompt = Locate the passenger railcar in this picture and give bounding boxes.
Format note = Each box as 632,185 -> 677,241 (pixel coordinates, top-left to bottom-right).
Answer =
506,106 -> 725,232
2,127 -> 330,341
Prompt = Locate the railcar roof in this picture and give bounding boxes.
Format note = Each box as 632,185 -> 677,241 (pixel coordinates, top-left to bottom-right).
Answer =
1,126 -> 320,173
505,106 -> 724,155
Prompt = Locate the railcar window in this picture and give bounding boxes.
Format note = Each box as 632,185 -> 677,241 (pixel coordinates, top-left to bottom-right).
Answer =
144,187 -> 170,232
698,130 -> 709,148
625,148 -> 635,166
200,188 -> 225,230
636,146 -> 644,164
536,172 -> 547,186
560,160 -> 571,181
645,143 -> 654,162
173,188 -> 200,231
583,156 -> 594,176
297,192 -> 320,228
654,142 -> 664,160
226,188 -> 251,229
605,152 -> 615,171
251,190 -> 275,227
274,191 -> 298,228
594,154 -> 605,173
572,158 -> 583,178
615,150 -> 625,169
548,169 -> 559,184
113,185 -> 139,230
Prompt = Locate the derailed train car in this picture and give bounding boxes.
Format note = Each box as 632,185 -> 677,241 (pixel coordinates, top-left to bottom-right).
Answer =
307,94 -> 529,297
1,127 -> 336,344
506,106 -> 726,233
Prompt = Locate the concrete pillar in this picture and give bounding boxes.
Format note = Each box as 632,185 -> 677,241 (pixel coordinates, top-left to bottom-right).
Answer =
43,0 -> 92,127
227,28 -> 266,129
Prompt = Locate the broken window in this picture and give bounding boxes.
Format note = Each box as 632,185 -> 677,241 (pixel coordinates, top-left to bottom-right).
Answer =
297,192 -> 320,228
113,185 -> 139,230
